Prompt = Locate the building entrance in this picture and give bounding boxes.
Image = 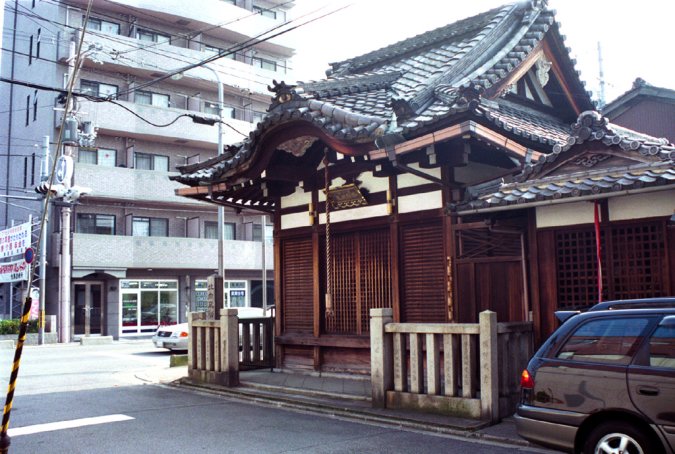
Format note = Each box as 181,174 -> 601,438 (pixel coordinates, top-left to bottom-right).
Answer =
74,282 -> 103,336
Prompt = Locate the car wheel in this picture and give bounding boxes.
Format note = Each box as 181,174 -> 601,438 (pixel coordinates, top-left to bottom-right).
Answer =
583,421 -> 658,454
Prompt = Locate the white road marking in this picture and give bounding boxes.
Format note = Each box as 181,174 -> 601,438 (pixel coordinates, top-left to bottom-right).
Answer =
7,414 -> 134,437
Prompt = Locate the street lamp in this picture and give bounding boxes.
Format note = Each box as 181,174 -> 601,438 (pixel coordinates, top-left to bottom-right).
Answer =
173,65 -> 225,291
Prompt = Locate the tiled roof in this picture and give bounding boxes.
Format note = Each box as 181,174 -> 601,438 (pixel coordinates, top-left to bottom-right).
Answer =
173,1 -> 592,187
453,111 -> 675,213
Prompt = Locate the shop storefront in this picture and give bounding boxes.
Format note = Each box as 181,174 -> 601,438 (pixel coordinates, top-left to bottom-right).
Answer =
193,279 -> 248,312
120,279 -> 178,335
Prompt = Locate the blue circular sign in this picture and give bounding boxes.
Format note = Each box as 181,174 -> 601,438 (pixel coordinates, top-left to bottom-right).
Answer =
24,247 -> 34,264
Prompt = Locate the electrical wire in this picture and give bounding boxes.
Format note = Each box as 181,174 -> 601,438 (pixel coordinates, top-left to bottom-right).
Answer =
6,5 -> 293,92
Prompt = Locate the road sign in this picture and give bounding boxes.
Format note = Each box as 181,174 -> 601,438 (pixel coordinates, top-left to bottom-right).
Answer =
24,247 -> 34,265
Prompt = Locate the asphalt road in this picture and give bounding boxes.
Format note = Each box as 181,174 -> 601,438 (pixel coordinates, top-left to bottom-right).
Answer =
0,341 -> 547,453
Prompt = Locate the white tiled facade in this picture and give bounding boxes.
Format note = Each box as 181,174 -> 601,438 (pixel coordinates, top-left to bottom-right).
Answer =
1,0 -> 289,338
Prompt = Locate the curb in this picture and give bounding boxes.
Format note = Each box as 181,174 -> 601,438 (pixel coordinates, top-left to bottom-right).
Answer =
170,378 -> 534,449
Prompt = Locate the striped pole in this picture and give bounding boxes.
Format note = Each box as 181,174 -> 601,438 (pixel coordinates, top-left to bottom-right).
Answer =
0,295 -> 33,453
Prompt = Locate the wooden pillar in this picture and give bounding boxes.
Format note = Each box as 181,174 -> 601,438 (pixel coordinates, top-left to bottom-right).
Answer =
479,310 -> 499,422
370,308 -> 393,408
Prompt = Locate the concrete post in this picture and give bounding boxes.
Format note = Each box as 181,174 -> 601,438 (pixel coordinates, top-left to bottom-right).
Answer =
220,308 -> 239,386
370,308 -> 393,408
187,312 -> 205,371
479,310 -> 499,422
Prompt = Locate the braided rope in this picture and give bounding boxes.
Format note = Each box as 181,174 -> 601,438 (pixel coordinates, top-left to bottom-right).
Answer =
324,151 -> 333,317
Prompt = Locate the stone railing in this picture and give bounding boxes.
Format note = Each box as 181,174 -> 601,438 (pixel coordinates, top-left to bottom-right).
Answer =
370,308 -> 532,422
188,310 -> 274,386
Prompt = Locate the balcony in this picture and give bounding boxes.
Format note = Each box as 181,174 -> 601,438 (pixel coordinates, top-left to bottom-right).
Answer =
64,0 -> 294,57
67,30 -> 285,96
71,99 -> 253,148
74,163 -> 206,206
69,233 -> 274,272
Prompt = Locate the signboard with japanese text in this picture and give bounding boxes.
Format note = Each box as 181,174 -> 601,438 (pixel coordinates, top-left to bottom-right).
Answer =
0,222 -> 31,260
0,259 -> 28,283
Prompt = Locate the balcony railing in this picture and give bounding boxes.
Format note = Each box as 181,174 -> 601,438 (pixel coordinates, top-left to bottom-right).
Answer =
69,99 -> 254,147
73,163 -> 208,205
69,233 -> 274,271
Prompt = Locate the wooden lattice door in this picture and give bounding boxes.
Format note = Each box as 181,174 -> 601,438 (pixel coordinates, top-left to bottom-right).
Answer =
281,237 -> 314,334
321,228 -> 391,335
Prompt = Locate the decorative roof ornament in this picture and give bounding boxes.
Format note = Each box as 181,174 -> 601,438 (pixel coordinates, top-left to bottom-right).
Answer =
278,136 -> 318,157
435,83 -> 484,109
267,80 -> 300,110
632,77 -> 648,89
535,56 -> 552,87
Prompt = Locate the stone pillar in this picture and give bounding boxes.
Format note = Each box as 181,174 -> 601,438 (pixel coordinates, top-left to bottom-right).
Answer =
479,310 -> 499,422
188,312 -> 205,371
370,308 -> 393,408
207,275 -> 223,319
220,308 -> 239,386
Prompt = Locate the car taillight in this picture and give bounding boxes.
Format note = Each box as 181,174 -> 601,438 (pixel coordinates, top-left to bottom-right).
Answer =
179,331 -> 188,338
520,369 -> 534,389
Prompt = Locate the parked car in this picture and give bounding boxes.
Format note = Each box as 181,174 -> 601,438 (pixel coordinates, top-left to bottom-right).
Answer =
152,323 -> 189,351
152,307 -> 272,352
515,297 -> 675,454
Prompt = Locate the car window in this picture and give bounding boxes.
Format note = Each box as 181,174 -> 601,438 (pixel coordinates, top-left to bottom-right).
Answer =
556,317 -> 649,365
649,323 -> 675,369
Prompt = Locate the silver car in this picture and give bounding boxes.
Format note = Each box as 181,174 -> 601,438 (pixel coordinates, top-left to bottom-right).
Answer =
152,323 -> 188,351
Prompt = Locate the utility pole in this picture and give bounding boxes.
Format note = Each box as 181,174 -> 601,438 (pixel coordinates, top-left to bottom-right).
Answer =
261,214 -> 267,316
38,136 -> 50,345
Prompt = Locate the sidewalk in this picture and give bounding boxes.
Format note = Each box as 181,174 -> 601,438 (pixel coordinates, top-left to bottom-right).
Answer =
143,364 -> 549,451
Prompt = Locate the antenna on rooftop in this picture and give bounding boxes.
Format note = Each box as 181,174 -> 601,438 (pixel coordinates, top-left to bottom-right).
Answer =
597,41 -> 606,109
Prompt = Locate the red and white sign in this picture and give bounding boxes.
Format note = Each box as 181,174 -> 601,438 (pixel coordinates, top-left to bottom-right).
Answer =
0,222 -> 31,260
0,259 -> 28,283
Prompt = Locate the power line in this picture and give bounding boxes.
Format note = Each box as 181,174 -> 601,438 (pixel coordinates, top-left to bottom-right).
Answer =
5,4 -> 294,92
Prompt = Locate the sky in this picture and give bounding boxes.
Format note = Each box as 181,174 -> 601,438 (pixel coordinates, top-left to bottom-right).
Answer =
1,0 -> 672,105
288,0 -> 675,105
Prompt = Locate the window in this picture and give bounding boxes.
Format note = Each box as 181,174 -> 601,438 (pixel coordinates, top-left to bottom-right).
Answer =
86,17 -> 120,34
132,217 -> 168,237
251,56 -> 276,71
556,317 -> 650,365
204,102 -> 235,118
252,224 -> 262,242
649,318 -> 675,369
204,45 -> 236,59
134,152 -> 169,171
32,90 -> 37,122
36,28 -> 40,59
76,213 -> 115,235
80,80 -> 118,99
224,222 -> 235,240
224,281 -> 247,307
136,28 -> 170,44
120,280 -> 178,334
25,95 -> 30,126
193,279 -> 247,311
29,35 -> 33,65
204,221 -> 217,239
253,5 -> 276,19
204,221 -> 235,239
252,110 -> 265,124
78,147 -> 116,166
555,221 -> 668,309
135,90 -> 169,108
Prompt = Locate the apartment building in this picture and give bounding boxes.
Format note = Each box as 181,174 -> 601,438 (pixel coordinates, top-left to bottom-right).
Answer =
0,0 -> 293,339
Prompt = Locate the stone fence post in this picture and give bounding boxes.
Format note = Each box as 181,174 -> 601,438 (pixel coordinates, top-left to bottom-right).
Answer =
220,308 -> 239,386
188,312 -> 205,370
479,310 -> 498,422
370,308 -> 393,408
